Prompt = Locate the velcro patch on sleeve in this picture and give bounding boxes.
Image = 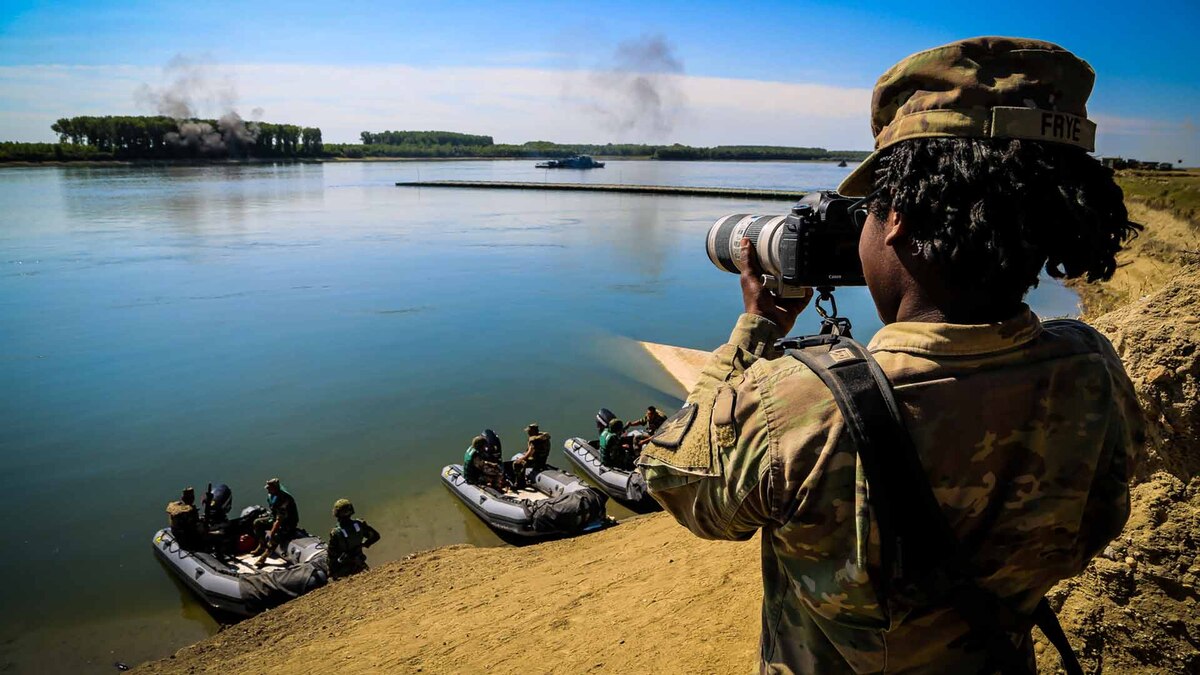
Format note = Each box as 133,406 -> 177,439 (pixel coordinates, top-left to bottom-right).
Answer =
647,404 -> 697,449
642,400 -> 718,475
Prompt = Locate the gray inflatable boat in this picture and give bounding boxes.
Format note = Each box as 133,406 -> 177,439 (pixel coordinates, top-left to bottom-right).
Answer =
441,462 -> 609,538
153,504 -> 328,617
562,435 -> 653,505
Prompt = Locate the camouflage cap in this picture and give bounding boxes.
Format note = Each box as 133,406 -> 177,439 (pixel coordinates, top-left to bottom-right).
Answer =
838,36 -> 1097,197
525,423 -> 539,435
264,477 -> 280,489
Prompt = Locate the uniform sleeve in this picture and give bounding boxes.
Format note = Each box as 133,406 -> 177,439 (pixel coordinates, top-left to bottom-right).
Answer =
362,521 -> 381,548
328,530 -> 346,563
1079,339 -> 1145,557
638,313 -> 782,540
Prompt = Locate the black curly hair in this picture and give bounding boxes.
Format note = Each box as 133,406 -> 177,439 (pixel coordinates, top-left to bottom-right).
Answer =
867,138 -> 1141,306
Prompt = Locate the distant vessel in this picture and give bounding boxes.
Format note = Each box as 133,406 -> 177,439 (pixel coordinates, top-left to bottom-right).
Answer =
837,159 -> 848,167
536,155 -> 606,169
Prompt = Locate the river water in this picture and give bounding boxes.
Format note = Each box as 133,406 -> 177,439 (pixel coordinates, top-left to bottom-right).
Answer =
0,160 -> 1080,671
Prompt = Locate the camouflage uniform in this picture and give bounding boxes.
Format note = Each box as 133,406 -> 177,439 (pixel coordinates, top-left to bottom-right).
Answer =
643,38 -> 1141,672
516,428 -> 552,473
640,310 -> 1141,673
166,499 -> 201,549
329,518 -> 381,579
628,408 -> 668,434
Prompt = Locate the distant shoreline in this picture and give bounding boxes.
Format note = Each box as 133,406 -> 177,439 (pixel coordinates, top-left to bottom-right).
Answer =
0,156 -> 861,168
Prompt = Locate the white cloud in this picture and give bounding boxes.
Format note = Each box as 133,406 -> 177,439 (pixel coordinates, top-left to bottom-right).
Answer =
0,63 -> 873,149
2,63 -> 1195,164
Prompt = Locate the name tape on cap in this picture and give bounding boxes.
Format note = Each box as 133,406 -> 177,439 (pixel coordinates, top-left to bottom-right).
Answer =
991,107 -> 1096,152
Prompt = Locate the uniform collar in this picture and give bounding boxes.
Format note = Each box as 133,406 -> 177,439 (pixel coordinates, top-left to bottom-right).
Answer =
866,305 -> 1043,357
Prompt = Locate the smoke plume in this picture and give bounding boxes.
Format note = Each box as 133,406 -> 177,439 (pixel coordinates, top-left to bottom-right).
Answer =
135,55 -> 260,153
584,34 -> 686,139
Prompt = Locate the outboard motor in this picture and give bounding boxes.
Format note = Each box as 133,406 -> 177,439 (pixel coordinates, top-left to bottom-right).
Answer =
483,428 -> 502,460
204,483 -> 233,523
596,408 -> 617,433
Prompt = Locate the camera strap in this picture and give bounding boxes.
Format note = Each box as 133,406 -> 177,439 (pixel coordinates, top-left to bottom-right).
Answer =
782,335 -> 1083,675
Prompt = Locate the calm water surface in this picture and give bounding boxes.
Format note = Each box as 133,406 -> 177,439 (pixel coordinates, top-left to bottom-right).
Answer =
0,160 -> 1079,670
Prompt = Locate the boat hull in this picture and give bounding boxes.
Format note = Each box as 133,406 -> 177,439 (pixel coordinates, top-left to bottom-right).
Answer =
440,463 -> 609,538
562,436 -> 656,506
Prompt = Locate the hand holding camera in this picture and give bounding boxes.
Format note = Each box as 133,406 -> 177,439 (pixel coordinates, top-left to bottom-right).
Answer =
737,238 -> 812,335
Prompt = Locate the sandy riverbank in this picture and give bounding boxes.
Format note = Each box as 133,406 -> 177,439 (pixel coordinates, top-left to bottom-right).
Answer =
139,198 -> 1200,674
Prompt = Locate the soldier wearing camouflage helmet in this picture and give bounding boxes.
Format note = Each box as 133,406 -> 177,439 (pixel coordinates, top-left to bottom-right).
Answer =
640,37 -> 1143,674
328,498 -> 381,579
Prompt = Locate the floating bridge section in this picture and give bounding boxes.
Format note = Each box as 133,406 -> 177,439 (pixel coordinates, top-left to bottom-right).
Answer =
394,180 -> 805,201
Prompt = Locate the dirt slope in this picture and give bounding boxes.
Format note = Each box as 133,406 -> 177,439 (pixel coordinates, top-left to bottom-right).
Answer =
138,514 -> 762,675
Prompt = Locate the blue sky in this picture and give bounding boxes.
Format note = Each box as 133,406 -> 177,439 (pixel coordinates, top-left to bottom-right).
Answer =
1,0 -> 1197,161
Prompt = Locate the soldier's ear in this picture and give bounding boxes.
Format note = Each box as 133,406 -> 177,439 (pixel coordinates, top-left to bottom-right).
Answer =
881,210 -> 908,247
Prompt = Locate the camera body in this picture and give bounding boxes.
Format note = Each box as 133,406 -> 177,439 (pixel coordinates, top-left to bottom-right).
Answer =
706,190 -> 866,297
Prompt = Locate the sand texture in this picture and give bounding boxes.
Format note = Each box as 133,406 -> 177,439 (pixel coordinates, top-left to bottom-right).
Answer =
137,513 -> 761,674
636,341 -> 711,393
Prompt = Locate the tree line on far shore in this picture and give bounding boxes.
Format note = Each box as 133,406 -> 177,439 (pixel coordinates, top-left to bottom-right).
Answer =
0,118 -> 868,163
327,139 -> 867,161
0,116 -> 323,161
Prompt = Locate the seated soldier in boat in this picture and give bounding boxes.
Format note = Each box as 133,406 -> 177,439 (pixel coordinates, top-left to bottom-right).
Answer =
464,435 -> 506,490
165,486 -> 204,550
513,423 -> 552,489
626,405 -> 667,450
252,478 -> 300,567
599,418 -> 630,468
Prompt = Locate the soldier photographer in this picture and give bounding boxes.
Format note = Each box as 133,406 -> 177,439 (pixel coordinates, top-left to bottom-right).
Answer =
640,37 -> 1144,674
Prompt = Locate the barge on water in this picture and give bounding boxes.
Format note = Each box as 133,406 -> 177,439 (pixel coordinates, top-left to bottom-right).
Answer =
536,155 -> 605,169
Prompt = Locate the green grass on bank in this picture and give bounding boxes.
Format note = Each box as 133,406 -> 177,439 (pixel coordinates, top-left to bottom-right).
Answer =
1116,169 -> 1200,227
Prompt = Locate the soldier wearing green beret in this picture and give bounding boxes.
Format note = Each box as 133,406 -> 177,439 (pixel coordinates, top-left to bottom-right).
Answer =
328,499 -> 380,579
640,37 -> 1144,674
